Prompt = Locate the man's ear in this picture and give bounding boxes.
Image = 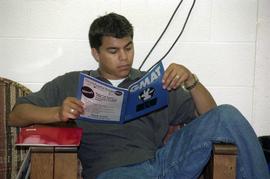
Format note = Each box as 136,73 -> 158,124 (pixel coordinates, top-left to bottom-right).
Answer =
91,48 -> 100,62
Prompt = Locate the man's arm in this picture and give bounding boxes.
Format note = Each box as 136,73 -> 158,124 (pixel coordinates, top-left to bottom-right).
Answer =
185,80 -> 216,115
163,63 -> 216,115
8,104 -> 61,127
8,97 -> 84,127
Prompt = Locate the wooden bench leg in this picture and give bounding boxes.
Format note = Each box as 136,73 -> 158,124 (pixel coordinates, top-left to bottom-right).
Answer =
203,143 -> 238,179
30,147 -> 78,179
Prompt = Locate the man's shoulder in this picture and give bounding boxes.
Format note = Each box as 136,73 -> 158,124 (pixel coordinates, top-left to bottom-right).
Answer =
44,70 -> 90,89
63,70 -> 89,77
129,68 -> 146,80
53,70 -> 89,80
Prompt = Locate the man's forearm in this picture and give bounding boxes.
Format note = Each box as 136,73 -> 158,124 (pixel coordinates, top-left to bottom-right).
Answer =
8,104 -> 60,127
189,82 -> 217,115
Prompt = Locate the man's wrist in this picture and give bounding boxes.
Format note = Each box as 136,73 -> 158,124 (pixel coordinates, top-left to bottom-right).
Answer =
183,74 -> 199,91
51,107 -> 62,122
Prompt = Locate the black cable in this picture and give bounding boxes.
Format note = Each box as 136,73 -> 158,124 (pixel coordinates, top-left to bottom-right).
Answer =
138,0 -> 184,70
139,0 -> 196,71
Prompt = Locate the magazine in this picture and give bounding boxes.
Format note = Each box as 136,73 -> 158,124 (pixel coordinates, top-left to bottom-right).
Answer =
15,127 -> 83,146
77,62 -> 168,123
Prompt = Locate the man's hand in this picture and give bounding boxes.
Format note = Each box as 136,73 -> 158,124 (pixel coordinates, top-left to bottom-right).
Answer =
162,63 -> 217,115
57,97 -> 84,122
162,63 -> 193,90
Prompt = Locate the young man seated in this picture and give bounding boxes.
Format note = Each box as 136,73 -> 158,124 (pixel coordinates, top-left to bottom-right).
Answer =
9,13 -> 270,179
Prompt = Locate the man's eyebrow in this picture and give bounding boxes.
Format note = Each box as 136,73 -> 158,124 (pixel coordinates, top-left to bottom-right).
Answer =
125,41 -> 133,47
107,47 -> 117,50
106,41 -> 133,50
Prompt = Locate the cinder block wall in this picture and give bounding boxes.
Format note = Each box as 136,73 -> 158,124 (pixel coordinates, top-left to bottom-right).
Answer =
0,0 -> 269,136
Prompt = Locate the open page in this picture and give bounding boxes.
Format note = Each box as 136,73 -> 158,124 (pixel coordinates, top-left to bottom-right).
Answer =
77,62 -> 168,123
77,75 -> 128,123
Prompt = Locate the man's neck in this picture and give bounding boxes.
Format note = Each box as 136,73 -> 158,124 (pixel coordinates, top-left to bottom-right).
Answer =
108,78 -> 125,87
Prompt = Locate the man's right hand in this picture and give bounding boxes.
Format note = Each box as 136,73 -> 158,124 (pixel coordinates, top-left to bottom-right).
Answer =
57,97 -> 84,122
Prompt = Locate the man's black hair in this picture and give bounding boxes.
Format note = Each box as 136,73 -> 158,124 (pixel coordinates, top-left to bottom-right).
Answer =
89,12 -> 134,50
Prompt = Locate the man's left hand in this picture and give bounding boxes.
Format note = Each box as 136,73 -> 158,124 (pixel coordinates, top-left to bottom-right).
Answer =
162,63 -> 192,90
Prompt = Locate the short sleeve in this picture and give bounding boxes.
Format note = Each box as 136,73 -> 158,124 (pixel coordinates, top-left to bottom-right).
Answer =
16,71 -> 80,107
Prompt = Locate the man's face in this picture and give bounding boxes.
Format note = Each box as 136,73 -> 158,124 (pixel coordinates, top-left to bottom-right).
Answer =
92,36 -> 134,80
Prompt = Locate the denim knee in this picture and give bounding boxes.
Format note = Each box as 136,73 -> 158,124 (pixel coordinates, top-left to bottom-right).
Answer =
214,104 -> 247,125
216,104 -> 240,115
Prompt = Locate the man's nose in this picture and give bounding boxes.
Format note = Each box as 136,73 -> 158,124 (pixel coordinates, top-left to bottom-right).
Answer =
119,49 -> 128,61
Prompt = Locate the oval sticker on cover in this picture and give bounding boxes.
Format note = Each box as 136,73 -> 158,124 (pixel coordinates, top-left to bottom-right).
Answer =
114,91 -> 123,96
81,86 -> 94,98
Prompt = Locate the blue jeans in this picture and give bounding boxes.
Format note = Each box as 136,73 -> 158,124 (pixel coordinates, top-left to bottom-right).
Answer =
97,105 -> 270,179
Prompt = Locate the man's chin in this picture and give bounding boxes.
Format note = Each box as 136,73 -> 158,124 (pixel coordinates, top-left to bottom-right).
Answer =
117,70 -> 130,79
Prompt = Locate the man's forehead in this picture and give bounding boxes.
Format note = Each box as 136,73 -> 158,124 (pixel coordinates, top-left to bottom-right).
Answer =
101,36 -> 133,48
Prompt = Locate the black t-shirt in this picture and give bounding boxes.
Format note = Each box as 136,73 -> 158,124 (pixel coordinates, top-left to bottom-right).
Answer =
16,69 -> 195,178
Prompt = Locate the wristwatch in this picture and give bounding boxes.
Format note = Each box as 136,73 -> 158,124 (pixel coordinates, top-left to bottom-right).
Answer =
182,74 -> 199,91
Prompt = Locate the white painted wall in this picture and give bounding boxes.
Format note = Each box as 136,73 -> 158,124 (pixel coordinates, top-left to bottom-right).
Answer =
0,0 -> 269,136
